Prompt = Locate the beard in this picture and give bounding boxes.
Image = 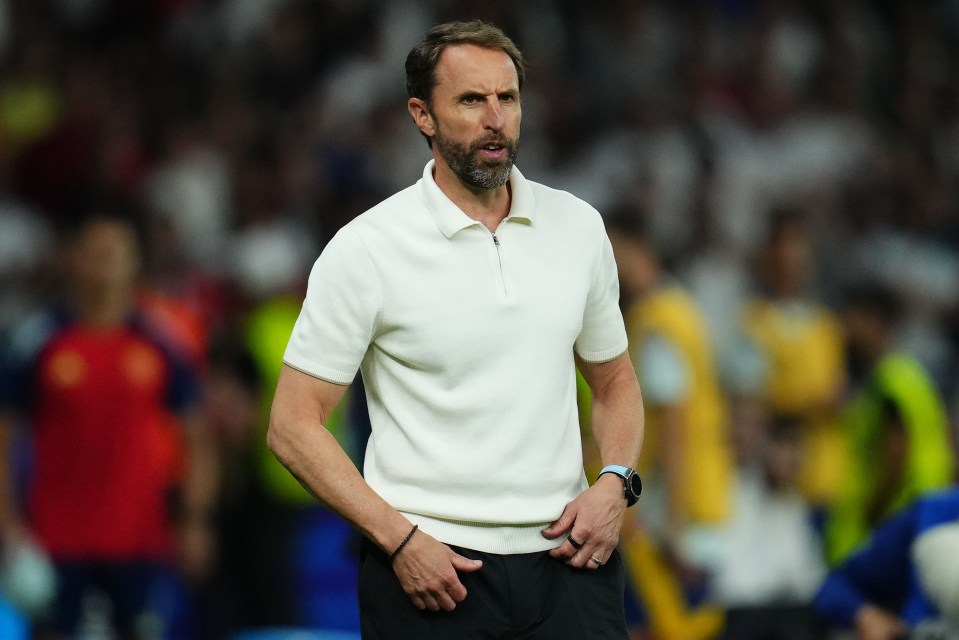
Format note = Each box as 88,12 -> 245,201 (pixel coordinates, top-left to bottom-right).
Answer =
433,127 -> 518,190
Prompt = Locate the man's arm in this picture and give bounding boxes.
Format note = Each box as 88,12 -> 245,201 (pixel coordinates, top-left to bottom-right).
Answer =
813,503 -> 916,635
0,412 -> 26,542
544,352 -> 644,567
268,364 -> 482,611
581,352 -> 645,473
176,409 -> 220,581
866,399 -> 908,527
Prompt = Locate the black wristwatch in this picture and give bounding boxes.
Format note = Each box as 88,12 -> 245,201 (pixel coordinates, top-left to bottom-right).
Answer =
598,465 -> 642,507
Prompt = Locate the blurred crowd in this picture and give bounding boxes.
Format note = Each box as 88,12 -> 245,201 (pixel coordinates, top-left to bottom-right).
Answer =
1,0 -> 959,639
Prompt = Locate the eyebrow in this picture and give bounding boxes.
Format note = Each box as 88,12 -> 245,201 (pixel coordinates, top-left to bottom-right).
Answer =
455,88 -> 519,101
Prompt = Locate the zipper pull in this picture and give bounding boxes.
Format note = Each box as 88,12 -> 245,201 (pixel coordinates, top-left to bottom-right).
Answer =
492,233 -> 500,246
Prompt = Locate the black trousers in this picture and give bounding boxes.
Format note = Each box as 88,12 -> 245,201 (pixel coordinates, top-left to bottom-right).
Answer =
358,541 -> 628,640
718,605 -> 825,640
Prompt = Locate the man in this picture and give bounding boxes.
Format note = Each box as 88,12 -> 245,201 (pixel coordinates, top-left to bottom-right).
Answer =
604,211 -> 728,640
825,283 -> 955,564
268,20 -> 645,640
814,488 -> 959,640
739,211 -> 847,509
0,215 -> 217,639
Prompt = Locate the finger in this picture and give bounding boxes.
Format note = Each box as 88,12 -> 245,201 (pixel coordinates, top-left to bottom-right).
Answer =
423,595 -> 441,612
548,537 -> 577,560
541,508 -> 574,539
411,596 -> 427,611
450,553 -> 483,573
435,590 -> 458,612
448,581 -> 468,604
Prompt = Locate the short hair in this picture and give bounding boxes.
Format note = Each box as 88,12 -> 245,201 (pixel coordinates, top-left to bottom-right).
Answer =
405,20 -> 527,103
67,210 -> 147,258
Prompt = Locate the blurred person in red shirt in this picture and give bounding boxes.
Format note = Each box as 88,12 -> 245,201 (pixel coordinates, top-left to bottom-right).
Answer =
0,214 -> 217,639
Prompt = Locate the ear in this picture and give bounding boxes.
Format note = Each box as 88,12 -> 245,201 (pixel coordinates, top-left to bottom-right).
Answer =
408,98 -> 435,138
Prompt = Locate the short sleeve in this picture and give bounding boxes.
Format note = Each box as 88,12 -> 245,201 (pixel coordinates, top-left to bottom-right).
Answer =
164,354 -> 202,413
574,228 -> 628,363
0,311 -> 58,413
283,227 -> 382,384
634,335 -> 688,404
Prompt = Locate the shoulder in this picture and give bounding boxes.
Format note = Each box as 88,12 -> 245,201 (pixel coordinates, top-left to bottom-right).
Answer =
6,308 -> 69,365
340,185 -> 422,237
915,488 -> 959,528
128,310 -> 198,372
322,184 -> 428,260
645,285 -> 702,319
525,177 -> 604,227
875,353 -> 936,391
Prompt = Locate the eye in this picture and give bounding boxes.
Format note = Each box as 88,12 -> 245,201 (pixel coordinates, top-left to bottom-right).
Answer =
499,93 -> 518,103
461,94 -> 482,105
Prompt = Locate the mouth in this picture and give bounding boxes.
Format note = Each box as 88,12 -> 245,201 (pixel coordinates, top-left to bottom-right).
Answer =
477,140 -> 508,161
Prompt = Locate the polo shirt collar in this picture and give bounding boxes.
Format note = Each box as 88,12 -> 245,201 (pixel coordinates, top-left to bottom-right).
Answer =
417,160 -> 536,239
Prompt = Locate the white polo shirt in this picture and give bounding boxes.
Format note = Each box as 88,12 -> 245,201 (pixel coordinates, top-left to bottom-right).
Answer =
284,160 -> 627,553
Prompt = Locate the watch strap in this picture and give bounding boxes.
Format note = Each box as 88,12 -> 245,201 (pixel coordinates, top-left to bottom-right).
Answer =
598,465 -> 631,479
598,464 -> 640,506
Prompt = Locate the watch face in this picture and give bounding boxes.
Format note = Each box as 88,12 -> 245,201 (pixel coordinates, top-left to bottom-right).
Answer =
627,473 -> 643,498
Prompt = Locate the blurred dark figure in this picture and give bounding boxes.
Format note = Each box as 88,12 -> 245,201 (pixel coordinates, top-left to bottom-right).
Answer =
739,211 -> 847,512
814,487 -> 959,640
825,283 -> 955,564
714,408 -> 826,640
606,211 -> 727,640
0,215 -> 217,639
188,337 -> 262,639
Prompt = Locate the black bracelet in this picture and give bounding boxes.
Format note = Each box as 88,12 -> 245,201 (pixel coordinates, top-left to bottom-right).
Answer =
389,524 -> 418,561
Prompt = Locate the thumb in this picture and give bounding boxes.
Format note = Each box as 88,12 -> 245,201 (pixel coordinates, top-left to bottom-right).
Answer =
541,509 -> 573,539
450,553 -> 483,573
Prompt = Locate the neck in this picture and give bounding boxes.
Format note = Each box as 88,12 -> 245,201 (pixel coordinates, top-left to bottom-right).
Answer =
73,288 -> 133,329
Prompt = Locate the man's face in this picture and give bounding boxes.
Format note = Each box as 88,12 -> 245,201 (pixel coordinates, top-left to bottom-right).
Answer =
410,43 -> 521,190
72,221 -> 140,294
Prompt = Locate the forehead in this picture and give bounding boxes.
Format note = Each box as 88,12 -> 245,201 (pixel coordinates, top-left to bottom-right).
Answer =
433,43 -> 518,95
76,222 -> 136,253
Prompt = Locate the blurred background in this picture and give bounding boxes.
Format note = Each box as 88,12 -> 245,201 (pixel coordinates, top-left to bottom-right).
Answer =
1,0 -> 959,639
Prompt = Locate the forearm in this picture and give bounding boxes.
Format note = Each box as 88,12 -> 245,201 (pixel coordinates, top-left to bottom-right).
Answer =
657,403 -> 688,533
589,359 -> 645,471
0,414 -> 20,530
270,418 -> 414,551
866,422 -> 907,525
180,412 -> 219,523
544,353 -> 644,564
268,367 -> 413,554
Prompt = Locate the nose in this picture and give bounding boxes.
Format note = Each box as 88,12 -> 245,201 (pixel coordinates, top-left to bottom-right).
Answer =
484,98 -> 505,132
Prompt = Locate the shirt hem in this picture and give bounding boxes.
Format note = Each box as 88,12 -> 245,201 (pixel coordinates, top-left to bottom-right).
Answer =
282,358 -> 354,385
400,512 -> 565,555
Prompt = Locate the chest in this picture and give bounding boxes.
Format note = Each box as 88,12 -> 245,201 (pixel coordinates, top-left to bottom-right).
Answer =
372,223 -> 594,369
35,330 -> 169,412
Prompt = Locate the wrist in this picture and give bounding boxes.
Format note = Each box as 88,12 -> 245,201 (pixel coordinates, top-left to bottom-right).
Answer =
389,524 -> 419,562
597,465 -> 642,507
595,472 -> 625,495
371,515 -> 418,557
180,504 -> 215,527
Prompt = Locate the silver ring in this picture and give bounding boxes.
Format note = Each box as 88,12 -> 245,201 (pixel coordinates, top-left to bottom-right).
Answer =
589,555 -> 602,566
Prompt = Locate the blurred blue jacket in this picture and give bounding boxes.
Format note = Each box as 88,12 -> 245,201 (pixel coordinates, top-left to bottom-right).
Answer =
813,488 -> 959,629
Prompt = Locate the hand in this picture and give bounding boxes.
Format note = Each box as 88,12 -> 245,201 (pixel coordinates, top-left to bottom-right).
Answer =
391,529 -> 483,612
541,474 -> 626,569
0,514 -> 31,553
855,604 -> 908,640
177,518 -> 215,583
